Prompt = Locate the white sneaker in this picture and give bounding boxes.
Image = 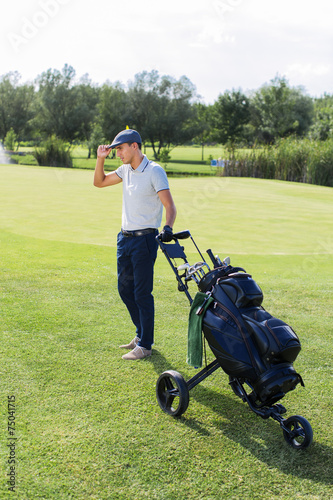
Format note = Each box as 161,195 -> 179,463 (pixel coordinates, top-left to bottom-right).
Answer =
119,336 -> 140,349
122,346 -> 152,360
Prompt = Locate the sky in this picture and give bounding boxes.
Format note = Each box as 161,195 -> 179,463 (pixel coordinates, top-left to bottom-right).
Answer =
2,0 -> 333,103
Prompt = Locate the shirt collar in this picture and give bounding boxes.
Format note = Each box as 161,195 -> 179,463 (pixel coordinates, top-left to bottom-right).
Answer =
130,154 -> 149,173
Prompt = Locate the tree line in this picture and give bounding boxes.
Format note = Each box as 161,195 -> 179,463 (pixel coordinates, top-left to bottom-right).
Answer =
1,64 -> 332,159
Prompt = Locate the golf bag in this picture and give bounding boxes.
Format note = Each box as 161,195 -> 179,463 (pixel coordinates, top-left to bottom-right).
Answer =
155,230 -> 313,449
199,268 -> 304,405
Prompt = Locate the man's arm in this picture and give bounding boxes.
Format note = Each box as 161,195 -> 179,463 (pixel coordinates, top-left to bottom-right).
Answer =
93,145 -> 122,188
158,189 -> 177,228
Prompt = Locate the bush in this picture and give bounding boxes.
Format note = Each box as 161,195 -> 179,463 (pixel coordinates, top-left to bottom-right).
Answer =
87,125 -> 106,159
159,148 -> 171,170
34,136 -> 72,168
4,128 -> 17,151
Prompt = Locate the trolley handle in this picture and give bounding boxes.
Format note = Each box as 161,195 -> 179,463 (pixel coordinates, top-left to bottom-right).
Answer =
172,230 -> 191,240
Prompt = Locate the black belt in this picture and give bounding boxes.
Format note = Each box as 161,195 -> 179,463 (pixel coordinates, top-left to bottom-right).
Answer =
121,228 -> 157,237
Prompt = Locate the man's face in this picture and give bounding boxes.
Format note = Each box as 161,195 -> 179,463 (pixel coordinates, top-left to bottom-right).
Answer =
115,143 -> 135,164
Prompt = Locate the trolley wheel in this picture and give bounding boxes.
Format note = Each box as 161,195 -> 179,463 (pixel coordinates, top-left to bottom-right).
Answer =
282,415 -> 313,449
156,370 -> 189,417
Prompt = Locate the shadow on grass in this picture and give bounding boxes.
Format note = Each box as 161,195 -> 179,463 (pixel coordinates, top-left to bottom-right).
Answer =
149,350 -> 333,487
191,385 -> 332,486
149,348 -> 179,373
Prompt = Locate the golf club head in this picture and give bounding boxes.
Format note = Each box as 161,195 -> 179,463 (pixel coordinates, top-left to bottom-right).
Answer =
177,263 -> 190,271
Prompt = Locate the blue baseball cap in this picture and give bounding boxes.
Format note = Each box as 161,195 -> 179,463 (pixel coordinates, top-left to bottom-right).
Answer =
109,129 -> 142,149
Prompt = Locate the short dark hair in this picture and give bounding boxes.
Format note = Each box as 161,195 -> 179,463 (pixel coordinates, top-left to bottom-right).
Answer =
127,141 -> 142,150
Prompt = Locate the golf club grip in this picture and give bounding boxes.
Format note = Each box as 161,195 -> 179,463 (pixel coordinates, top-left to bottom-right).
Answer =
206,249 -> 219,268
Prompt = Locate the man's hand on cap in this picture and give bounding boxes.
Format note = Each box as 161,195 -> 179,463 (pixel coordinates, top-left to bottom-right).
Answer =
97,145 -> 111,158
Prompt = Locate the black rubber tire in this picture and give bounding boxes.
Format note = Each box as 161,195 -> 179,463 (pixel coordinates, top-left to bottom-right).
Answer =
282,415 -> 313,449
156,370 -> 189,417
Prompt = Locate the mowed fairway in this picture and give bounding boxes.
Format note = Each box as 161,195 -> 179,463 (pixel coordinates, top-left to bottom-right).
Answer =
1,165 -> 332,499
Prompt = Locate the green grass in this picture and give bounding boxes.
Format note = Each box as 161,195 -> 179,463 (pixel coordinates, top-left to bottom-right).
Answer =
16,144 -> 228,175
70,144 -> 227,163
70,145 -> 226,175
0,165 -> 332,499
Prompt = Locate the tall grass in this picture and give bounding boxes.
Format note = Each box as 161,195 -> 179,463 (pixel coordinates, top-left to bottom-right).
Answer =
34,136 -> 73,168
223,138 -> 333,187
308,138 -> 333,186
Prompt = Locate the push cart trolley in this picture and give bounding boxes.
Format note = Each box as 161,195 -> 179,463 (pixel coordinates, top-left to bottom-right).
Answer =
155,230 -> 313,449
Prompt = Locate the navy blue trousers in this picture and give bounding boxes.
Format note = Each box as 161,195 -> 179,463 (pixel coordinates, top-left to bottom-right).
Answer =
117,231 -> 158,350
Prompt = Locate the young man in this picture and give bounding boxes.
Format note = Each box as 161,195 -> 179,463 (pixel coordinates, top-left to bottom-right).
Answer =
94,129 -> 177,360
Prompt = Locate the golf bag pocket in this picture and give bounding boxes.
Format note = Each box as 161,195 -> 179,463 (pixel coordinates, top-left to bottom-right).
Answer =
214,274 -> 264,308
243,315 -> 301,364
202,304 -> 258,379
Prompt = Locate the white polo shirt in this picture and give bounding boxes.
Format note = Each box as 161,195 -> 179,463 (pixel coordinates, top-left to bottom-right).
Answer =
115,155 -> 170,231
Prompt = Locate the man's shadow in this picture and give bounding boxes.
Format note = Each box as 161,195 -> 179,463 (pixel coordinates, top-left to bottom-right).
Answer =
149,350 -> 333,487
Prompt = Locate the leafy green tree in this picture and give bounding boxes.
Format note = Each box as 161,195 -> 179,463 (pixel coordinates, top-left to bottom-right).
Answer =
211,90 -> 250,149
97,82 -> 129,143
250,76 -> 314,143
74,74 -> 100,146
309,93 -> 333,141
126,71 -> 198,158
0,72 -> 35,143
192,103 -> 213,160
34,65 -> 99,145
